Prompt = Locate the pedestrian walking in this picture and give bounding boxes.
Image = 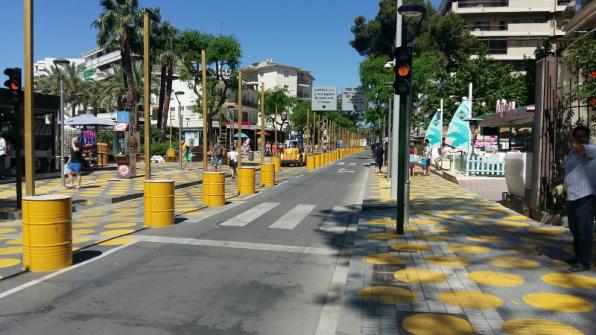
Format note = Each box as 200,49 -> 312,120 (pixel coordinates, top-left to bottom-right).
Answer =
211,142 -> 223,172
0,133 -> 6,179
409,143 -> 419,177
564,125 -> 595,272
228,144 -> 238,179
434,142 -> 448,170
374,143 -> 384,174
181,140 -> 191,169
66,137 -> 84,189
422,139 -> 432,176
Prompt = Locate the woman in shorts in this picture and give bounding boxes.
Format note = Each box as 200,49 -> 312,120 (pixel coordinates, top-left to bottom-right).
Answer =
66,137 -> 83,189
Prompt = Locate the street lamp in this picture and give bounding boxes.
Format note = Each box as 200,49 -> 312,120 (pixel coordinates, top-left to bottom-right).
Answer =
245,80 -> 265,162
397,4 -> 426,18
53,58 -> 70,187
174,91 -> 185,171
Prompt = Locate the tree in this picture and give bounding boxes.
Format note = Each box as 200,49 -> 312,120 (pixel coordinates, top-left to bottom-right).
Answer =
92,0 -> 159,125
359,55 -> 393,135
153,21 -> 178,141
258,87 -> 296,141
94,62 -> 158,113
176,30 -> 241,145
35,63 -> 91,117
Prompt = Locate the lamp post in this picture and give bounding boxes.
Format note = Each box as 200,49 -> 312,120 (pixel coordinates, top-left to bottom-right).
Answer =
245,81 -> 265,162
237,70 -> 243,167
53,58 -> 70,187
174,91 -> 184,171
395,3 -> 426,234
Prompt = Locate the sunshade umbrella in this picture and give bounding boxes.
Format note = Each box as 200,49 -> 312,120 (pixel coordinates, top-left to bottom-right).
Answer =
65,114 -> 115,127
233,132 -> 249,138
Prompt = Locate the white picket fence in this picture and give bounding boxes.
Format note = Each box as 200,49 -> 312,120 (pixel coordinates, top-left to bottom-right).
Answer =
465,155 -> 505,176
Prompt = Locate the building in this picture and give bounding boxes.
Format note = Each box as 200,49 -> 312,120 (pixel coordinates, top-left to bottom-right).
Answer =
440,0 -> 568,69
33,57 -> 85,77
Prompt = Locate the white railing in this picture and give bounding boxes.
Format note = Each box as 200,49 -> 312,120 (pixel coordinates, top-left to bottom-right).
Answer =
466,155 -> 506,176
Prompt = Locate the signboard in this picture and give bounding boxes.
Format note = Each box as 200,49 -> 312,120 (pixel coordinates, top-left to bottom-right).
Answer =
311,87 -> 337,111
341,87 -> 367,112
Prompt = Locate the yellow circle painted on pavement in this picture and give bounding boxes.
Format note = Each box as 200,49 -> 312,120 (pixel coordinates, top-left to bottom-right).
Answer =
0,228 -> 17,234
439,290 -> 503,309
523,293 -> 592,312
394,268 -> 448,283
432,227 -> 453,233
363,253 -> 406,265
100,229 -> 135,237
0,247 -> 22,255
425,255 -> 470,267
72,229 -> 95,235
541,272 -> 596,289
421,234 -> 452,241
502,318 -> 583,335
505,215 -> 528,221
389,242 -> 429,252
105,223 -> 137,229
0,258 -> 21,268
368,218 -> 395,224
509,247 -> 542,255
467,235 -> 501,243
528,227 -> 565,235
403,314 -> 476,335
411,219 -> 439,225
72,237 -> 91,244
448,244 -> 490,254
469,271 -> 524,287
366,233 -> 402,240
489,256 -> 540,269
98,237 -> 137,246
496,220 -> 529,227
6,239 -> 22,245
404,225 -> 419,232
73,223 -> 99,228
357,285 -> 416,304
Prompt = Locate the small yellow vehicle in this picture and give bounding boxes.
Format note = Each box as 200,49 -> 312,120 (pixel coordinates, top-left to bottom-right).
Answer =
280,147 -> 304,167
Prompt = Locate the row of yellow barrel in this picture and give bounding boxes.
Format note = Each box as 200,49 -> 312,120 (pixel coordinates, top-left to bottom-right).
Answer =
306,147 -> 365,171
21,162 -> 280,272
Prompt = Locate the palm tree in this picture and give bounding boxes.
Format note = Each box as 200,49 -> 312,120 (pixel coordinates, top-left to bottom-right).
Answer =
35,63 -> 91,117
153,21 -> 178,141
92,0 -> 159,125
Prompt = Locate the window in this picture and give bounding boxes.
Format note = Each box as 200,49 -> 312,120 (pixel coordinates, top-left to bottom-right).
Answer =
284,72 -> 289,78
284,85 -> 289,89
170,107 -> 176,112
186,106 -> 193,110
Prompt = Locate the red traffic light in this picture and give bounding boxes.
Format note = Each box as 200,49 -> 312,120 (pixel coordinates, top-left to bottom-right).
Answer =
396,64 -> 411,77
6,80 -> 19,92
3,67 -> 22,92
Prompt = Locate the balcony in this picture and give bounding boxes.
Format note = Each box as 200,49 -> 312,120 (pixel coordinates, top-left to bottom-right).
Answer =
468,21 -> 565,37
455,0 -> 566,13
459,0 -> 509,8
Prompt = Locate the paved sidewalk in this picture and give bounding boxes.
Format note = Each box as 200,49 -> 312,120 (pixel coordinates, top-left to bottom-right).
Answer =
342,169 -> 595,335
0,163 -> 307,279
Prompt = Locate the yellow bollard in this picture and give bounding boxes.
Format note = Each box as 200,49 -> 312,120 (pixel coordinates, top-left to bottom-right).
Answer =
272,156 -> 281,172
306,154 -> 315,170
238,167 -> 256,195
314,153 -> 321,169
203,172 -> 225,206
324,152 -> 330,165
22,194 -> 72,272
260,163 -> 276,187
144,180 -> 175,228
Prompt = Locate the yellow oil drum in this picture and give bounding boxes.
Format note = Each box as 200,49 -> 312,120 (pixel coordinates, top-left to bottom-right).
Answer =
22,194 -> 72,272
260,163 -> 276,187
306,155 -> 315,170
325,152 -> 331,165
144,180 -> 175,228
166,147 -> 177,162
238,167 -> 255,195
314,154 -> 321,168
203,172 -> 225,206
321,152 -> 326,166
272,156 -> 281,172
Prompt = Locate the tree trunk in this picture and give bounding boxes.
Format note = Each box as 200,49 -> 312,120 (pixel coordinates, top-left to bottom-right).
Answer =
71,102 -> 76,117
157,64 -> 167,141
121,30 -> 138,126
160,63 -> 174,143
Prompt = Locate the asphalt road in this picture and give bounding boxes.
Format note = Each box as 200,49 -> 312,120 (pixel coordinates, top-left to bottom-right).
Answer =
0,153 -> 370,335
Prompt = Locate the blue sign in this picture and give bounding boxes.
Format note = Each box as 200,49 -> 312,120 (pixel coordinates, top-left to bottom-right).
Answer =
116,111 -> 130,123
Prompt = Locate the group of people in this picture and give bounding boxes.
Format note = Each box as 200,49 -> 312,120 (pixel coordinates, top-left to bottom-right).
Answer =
265,142 -> 285,156
372,139 -> 440,176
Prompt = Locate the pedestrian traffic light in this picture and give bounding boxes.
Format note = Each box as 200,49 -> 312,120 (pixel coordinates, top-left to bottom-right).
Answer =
393,46 -> 412,97
3,67 -> 22,93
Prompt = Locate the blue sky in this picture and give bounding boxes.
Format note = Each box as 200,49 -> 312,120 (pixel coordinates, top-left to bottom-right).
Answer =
0,0 -> 441,88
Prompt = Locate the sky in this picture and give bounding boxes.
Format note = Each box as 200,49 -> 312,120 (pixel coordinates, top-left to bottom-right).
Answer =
0,0 -> 441,88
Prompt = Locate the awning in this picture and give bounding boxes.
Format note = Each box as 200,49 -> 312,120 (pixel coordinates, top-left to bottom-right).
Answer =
114,123 -> 129,131
479,106 -> 535,128
66,114 -> 116,127
233,132 -> 249,138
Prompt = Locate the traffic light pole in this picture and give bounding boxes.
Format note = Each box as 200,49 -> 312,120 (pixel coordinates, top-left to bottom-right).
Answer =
14,97 -> 23,209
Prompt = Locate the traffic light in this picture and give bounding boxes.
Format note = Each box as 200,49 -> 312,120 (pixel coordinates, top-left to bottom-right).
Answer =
393,46 -> 412,97
3,67 -> 22,93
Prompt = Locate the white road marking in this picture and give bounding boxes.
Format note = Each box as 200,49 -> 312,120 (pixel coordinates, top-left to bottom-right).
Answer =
0,242 -> 137,301
136,235 -> 336,256
319,206 -> 352,233
294,174 -> 304,179
277,181 -> 288,187
348,162 -> 356,166
268,204 -> 316,230
336,168 -> 355,174
338,162 -> 345,165
220,202 -> 279,227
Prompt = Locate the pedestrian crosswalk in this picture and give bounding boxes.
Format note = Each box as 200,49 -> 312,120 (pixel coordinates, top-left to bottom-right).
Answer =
218,202 -> 350,231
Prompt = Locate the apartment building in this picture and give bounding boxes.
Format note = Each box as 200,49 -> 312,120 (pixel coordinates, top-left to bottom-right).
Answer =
440,0 -> 568,69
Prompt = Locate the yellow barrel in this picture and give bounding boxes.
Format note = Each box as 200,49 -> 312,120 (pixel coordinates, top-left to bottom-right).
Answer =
306,155 -> 315,170
22,194 -> 72,272
144,180 -> 175,228
260,163 -> 276,187
238,167 -> 255,195
272,156 -> 281,172
326,152 -> 331,165
203,172 -> 225,206
314,154 -> 321,168
321,152 -> 326,166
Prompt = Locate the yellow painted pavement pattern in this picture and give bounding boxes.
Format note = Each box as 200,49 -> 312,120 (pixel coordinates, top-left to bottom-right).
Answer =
402,314 -> 476,335
501,319 -> 584,335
